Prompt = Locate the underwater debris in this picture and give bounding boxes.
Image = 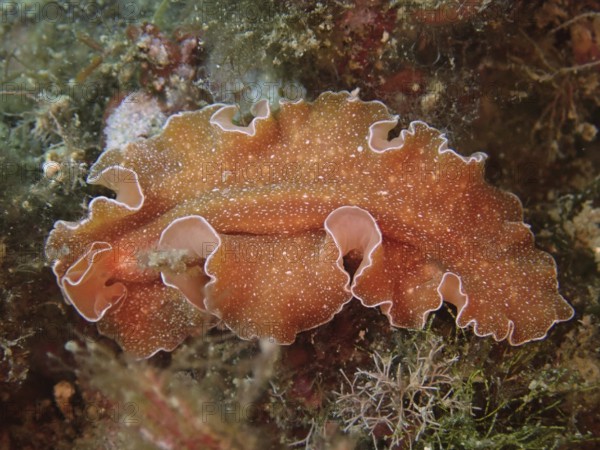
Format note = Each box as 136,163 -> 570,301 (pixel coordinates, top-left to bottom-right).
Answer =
103,91 -> 167,151
67,339 -> 263,450
563,200 -> 600,271
334,337 -> 467,449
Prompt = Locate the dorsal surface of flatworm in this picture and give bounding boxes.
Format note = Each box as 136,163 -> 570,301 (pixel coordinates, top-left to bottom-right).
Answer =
46,91 -> 574,358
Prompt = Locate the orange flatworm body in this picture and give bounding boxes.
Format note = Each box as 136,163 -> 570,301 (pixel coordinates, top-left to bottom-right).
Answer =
46,92 -> 574,358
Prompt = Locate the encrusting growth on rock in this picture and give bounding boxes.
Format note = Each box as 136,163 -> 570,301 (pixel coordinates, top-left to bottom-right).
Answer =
46,91 -> 574,358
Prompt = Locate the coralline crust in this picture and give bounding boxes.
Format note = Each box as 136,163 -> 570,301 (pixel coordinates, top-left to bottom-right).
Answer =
46,91 -> 575,358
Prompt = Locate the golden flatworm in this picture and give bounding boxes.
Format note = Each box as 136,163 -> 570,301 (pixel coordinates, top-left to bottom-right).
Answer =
46,91 -> 574,358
